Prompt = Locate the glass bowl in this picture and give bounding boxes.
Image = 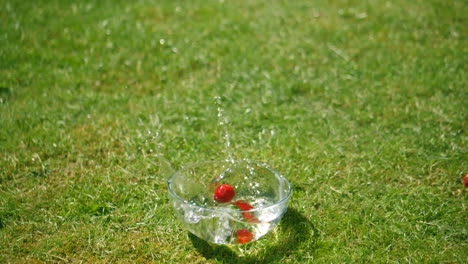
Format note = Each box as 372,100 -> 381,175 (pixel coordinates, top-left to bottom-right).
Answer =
167,159 -> 292,245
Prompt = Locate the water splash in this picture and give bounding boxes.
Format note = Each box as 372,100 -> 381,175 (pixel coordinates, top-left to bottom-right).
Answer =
144,127 -> 174,179
214,96 -> 234,164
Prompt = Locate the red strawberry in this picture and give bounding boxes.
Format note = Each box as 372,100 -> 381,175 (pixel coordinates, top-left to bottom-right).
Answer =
235,229 -> 254,244
463,173 -> 468,187
232,200 -> 253,211
232,200 -> 259,222
213,184 -> 235,203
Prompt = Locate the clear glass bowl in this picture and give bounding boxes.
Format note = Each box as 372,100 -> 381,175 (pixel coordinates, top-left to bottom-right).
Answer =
167,160 -> 292,245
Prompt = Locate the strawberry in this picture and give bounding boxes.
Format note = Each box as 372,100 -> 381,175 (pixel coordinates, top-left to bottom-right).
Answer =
213,184 -> 235,203
232,200 -> 253,211
235,229 -> 254,244
232,200 -> 259,222
463,173 -> 468,187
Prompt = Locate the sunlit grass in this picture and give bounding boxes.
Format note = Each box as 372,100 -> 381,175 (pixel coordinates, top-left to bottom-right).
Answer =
1,0 -> 466,263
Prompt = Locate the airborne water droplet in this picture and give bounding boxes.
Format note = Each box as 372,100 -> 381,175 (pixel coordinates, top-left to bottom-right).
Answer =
214,96 -> 234,164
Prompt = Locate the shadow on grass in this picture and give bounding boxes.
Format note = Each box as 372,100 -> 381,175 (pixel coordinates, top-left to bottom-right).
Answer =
189,208 -> 318,263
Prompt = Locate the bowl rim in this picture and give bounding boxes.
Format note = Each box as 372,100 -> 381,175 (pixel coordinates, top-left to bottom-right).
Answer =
167,159 -> 292,213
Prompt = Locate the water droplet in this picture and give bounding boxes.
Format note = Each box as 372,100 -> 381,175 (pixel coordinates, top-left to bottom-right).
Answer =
214,96 -> 234,163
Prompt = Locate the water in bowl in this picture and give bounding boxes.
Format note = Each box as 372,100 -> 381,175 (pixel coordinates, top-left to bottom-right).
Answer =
168,160 -> 291,245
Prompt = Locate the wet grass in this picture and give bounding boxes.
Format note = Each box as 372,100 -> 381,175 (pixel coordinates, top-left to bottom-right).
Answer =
1,0 -> 467,263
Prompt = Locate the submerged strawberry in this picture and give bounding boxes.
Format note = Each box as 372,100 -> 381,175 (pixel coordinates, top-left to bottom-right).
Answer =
232,200 -> 253,211
232,200 -> 259,222
235,229 -> 254,244
213,184 -> 235,203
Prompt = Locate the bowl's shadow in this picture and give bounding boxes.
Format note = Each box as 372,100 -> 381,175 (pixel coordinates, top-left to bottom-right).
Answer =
189,208 -> 318,263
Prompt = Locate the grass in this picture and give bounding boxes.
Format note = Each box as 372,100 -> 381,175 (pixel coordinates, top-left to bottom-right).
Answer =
0,0 -> 467,262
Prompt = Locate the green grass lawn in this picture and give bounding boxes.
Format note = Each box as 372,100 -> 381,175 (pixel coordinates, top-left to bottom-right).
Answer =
1,0 -> 467,263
